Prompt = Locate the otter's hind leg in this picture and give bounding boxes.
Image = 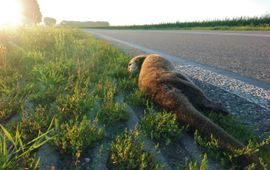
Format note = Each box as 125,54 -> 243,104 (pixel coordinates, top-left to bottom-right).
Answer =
201,100 -> 229,116
160,73 -> 229,115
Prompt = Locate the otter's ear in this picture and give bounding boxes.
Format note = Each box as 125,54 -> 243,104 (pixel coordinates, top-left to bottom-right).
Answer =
133,54 -> 146,66
133,55 -> 146,61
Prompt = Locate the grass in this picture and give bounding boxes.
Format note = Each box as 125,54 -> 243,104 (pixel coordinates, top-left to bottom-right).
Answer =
54,116 -> 105,157
0,26 -> 269,169
184,154 -> 208,170
0,119 -> 54,169
93,16 -> 270,31
0,27 -> 135,168
108,129 -> 163,170
139,110 -> 185,145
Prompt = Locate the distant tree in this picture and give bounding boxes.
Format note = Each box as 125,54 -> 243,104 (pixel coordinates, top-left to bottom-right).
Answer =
59,20 -> 110,27
21,0 -> 42,24
44,17 -> 57,26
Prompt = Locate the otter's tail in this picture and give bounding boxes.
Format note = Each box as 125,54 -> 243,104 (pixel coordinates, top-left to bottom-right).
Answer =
153,85 -> 263,169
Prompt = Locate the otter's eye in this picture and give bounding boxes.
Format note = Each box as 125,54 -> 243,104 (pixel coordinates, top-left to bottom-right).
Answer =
128,63 -> 131,66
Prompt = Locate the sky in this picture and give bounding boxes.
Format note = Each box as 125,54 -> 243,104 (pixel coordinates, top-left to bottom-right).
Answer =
38,0 -> 270,26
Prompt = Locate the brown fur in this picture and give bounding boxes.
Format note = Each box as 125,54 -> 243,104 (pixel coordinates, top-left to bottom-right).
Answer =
128,54 -> 262,169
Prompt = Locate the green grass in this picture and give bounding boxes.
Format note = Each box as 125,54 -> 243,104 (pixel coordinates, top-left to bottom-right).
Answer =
0,27 -> 135,168
54,116 -> 105,157
108,129 -> 163,170
184,154 -> 208,170
0,119 -> 54,169
139,111 -> 185,145
94,16 -> 270,31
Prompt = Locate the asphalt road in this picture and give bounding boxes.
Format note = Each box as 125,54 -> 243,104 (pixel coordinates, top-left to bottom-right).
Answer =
85,29 -> 270,85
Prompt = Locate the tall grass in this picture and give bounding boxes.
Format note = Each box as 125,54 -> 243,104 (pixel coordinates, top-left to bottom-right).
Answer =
0,119 -> 54,169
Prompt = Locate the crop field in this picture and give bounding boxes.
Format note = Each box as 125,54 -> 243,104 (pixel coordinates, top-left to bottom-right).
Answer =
0,27 -> 269,169
97,16 -> 270,31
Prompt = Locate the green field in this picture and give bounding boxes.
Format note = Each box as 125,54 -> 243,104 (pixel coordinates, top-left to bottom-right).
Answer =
94,16 -> 270,31
0,27 -> 269,169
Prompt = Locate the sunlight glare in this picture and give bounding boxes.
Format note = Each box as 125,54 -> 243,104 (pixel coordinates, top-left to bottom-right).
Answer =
0,0 -> 22,27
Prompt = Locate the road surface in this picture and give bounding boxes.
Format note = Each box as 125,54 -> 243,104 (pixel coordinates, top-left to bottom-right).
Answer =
85,29 -> 270,88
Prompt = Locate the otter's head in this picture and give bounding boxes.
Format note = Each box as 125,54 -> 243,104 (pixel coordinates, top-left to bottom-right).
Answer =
128,55 -> 146,74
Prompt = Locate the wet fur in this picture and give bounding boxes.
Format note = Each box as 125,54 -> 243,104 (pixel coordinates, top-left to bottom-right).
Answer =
128,54 -> 262,169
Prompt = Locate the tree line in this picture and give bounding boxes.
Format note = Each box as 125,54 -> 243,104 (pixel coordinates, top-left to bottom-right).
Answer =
107,16 -> 270,30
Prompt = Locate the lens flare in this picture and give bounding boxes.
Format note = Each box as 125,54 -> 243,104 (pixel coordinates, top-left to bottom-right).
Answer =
0,0 -> 22,27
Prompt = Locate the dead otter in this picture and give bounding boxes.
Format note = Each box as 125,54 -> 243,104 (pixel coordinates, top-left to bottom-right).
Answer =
128,54 -> 262,169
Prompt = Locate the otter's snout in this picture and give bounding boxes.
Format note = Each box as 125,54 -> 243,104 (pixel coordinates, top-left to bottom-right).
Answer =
128,62 -> 135,73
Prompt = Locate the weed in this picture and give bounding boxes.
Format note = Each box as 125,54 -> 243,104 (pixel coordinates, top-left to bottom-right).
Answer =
109,129 -> 163,170
97,101 -> 129,125
204,112 -> 258,144
182,154 -> 208,170
194,130 -> 231,167
54,116 -> 105,156
0,45 -> 7,69
29,61 -> 68,105
140,111 -> 185,145
19,105 -> 53,141
96,80 -> 129,125
0,81 -> 31,123
0,119 -> 54,169
0,27 -> 137,169
55,85 -> 96,121
128,88 -> 149,107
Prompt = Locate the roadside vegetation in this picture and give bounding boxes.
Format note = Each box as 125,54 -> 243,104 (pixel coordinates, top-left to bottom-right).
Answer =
0,27 -> 134,169
96,16 -> 270,31
139,104 -> 186,145
108,129 -> 163,170
0,27 -> 269,169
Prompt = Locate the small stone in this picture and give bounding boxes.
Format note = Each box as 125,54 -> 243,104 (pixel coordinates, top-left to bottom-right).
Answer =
85,158 -> 90,163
